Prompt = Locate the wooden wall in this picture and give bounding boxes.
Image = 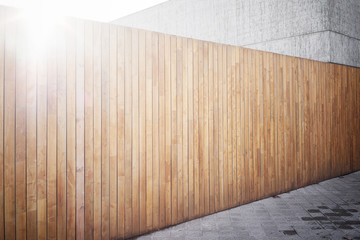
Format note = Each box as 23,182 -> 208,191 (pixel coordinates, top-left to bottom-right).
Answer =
0,6 -> 359,240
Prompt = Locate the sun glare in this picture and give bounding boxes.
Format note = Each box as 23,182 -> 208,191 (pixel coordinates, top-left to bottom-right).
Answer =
20,5 -> 65,58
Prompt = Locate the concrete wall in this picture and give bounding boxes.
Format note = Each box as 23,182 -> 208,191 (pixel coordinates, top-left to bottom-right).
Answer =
112,0 -> 360,67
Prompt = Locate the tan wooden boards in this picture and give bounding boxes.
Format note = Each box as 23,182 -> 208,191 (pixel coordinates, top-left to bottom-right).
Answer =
0,6 -> 359,239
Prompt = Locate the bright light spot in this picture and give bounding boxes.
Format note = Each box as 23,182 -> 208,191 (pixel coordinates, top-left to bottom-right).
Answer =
0,0 -> 168,57
0,0 -> 168,22
20,5 -> 65,58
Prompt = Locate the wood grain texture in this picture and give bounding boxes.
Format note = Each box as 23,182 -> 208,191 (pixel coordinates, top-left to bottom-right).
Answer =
4,7 -> 17,240
0,7 -> 4,240
117,26 -> 126,239
66,17 -> 76,240
139,29 -> 146,234
84,21 -> 94,240
0,6 -> 359,239
101,23 -> 110,240
93,21 -> 102,240
57,20 -> 67,240
15,18 -> 27,240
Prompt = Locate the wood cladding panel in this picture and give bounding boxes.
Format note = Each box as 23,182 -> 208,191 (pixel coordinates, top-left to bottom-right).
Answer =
0,6 -> 359,239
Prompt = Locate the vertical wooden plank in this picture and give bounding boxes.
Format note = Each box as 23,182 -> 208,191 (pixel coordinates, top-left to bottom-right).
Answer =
329,63 -> 333,177
213,44 -> 220,211
254,50 -> 260,200
218,44 -> 224,209
131,28 -> 140,236
226,45 -> 232,206
84,21 -> 94,240
293,57 -> 299,187
332,63 -> 338,176
93,22 -> 102,240
278,55 -> 285,191
270,52 -> 276,193
176,36 -> 183,223
109,24 -> 118,239
304,60 -> 313,184
47,25 -> 57,240
56,21 -> 67,240
25,14 -> 37,240
310,61 -> 317,182
152,32 -> 160,228
182,37 -> 189,220
66,18 -> 76,240
353,67 -> 359,171
170,35 -> 177,224
235,47 -> 241,204
37,50 -> 48,240
338,65 -> 343,175
353,67 -> 356,170
316,61 -> 321,179
291,57 -> 296,187
203,42 -> 209,213
317,62 -> 322,180
76,19 -> 85,240
208,42 -> 215,213
158,33 -> 166,227
123,27 -> 132,238
354,68 -> 360,170
101,23 -> 110,240
252,50 -> 258,200
292,57 -> 298,186
329,64 -> 335,177
298,58 -> 305,187
304,60 -> 310,185
0,7 -> 4,239
319,62 -> 325,179
294,57 -> 299,186
164,34 -> 172,225
324,63 -> 330,179
193,39 -> 200,216
285,56 -> 291,190
259,52 -> 265,197
262,52 -> 269,196
187,39 -> 194,219
117,26 -> 125,239
241,49 -> 246,203
342,65 -> 347,174
269,52 -> 276,193
139,30 -> 146,234
355,68 -> 357,170
15,17 -> 27,240
353,67 -> 356,169
239,48 -> 246,203
335,63 -> 338,171
336,64 -> 340,176
304,58 -> 308,185
222,45 -> 228,208
146,31 -> 153,230
274,54 -> 280,193
231,46 -> 237,205
248,49 -> 254,201
348,67 -> 353,172
198,40 -> 204,215
358,68 -> 360,170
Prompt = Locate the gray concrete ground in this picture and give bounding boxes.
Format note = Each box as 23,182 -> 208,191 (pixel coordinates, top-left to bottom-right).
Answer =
136,171 -> 360,240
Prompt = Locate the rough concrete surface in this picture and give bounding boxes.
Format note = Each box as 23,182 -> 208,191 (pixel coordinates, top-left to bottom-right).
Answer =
113,0 -> 360,68
134,171 -> 360,240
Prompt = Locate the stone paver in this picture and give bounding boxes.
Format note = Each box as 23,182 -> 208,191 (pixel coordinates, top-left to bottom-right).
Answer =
136,171 -> 360,240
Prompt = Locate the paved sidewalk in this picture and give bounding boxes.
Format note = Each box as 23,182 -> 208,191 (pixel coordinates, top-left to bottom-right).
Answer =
136,171 -> 360,240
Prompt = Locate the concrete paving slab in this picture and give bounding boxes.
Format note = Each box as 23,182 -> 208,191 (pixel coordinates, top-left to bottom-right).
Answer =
137,171 -> 360,239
